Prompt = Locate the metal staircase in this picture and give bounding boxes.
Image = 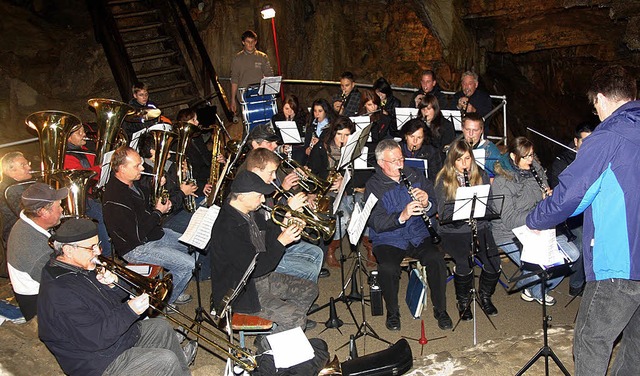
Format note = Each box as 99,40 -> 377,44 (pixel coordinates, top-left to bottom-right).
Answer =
87,0 -> 232,121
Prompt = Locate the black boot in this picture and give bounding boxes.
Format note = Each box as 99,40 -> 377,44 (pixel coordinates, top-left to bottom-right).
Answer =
453,272 -> 473,321
479,268 -> 500,316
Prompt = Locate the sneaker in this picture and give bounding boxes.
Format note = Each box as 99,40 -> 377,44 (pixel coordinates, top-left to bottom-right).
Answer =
521,289 -> 556,306
174,293 -> 192,305
175,326 -> 186,344
182,340 -> 198,366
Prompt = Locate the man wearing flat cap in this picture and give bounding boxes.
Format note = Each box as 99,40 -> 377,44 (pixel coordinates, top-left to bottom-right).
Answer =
209,170 -> 318,332
7,182 -> 66,320
38,218 -> 194,376
247,123 -> 282,151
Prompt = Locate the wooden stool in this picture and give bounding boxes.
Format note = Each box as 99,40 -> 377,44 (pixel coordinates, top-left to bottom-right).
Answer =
231,312 -> 274,348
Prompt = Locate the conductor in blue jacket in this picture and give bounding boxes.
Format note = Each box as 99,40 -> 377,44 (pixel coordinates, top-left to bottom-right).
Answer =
526,65 -> 640,375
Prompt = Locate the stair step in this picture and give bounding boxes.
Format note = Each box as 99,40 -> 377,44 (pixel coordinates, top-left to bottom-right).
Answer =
119,22 -> 162,33
148,81 -> 192,94
137,66 -> 183,79
124,36 -> 172,48
130,50 -> 177,63
113,9 -> 159,19
160,97 -> 199,111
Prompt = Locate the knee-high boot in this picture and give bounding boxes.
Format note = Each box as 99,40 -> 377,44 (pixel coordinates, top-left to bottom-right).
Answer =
326,239 -> 341,268
479,268 -> 500,316
453,272 -> 473,321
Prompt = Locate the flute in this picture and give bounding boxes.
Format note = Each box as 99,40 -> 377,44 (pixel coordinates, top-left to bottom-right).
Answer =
399,168 -> 441,244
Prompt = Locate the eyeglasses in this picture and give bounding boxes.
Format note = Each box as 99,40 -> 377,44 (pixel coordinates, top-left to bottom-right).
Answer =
382,157 -> 404,165
522,153 -> 535,159
73,241 -> 102,252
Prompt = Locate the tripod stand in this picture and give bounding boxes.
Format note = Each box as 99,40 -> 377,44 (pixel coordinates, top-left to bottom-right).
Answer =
187,247 -> 217,332
513,266 -> 572,376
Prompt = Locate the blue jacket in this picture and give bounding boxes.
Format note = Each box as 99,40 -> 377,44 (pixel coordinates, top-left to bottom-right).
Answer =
365,165 -> 438,249
526,101 -> 640,282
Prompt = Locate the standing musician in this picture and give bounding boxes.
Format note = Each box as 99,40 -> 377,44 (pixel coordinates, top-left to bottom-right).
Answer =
491,137 -> 579,306
7,183 -> 66,321
303,98 -> 337,161
38,218 -> 194,376
365,139 -> 452,331
102,146 -> 195,306
306,116 -> 355,268
64,125 -> 111,256
399,118 -> 442,184
434,139 -> 501,320
410,70 -> 447,110
335,71 -> 362,117
209,170 -> 318,333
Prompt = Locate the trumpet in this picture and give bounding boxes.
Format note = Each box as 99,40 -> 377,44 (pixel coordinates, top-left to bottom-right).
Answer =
261,204 -> 336,242
92,256 -> 258,371
277,153 -> 330,194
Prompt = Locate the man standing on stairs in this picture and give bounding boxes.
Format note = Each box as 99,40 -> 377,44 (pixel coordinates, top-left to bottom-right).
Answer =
229,30 -> 274,115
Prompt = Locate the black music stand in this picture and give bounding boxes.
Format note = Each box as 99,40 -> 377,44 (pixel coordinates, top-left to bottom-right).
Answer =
440,187 -> 504,345
509,264 -> 573,376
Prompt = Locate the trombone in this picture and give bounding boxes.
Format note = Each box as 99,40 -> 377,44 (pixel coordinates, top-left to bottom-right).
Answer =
93,256 -> 258,372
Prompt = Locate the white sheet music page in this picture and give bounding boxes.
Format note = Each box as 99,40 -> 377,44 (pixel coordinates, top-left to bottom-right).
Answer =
348,194 -> 378,245
354,146 -> 373,170
266,327 -> 315,368
395,107 -> 419,131
472,149 -> 487,171
332,168 -> 352,215
179,205 -> 221,249
452,184 -> 491,221
350,116 -> 372,142
96,150 -> 115,188
512,226 -> 566,268
274,121 -> 302,144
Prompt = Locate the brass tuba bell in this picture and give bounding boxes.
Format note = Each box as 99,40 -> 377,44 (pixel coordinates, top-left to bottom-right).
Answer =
87,98 -> 135,166
147,127 -> 177,207
174,121 -> 199,213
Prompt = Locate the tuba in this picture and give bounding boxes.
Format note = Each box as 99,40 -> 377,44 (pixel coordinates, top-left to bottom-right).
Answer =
25,110 -> 83,182
50,170 -> 97,218
174,121 -> 199,213
87,98 -> 134,165
148,128 -> 176,207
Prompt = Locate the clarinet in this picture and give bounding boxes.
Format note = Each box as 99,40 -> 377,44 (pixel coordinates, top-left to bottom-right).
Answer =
462,168 -> 479,235
463,168 -> 470,187
399,168 -> 441,244
530,167 -> 549,198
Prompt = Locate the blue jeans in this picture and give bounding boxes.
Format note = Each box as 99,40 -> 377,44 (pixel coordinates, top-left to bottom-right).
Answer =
499,234 -> 579,300
274,240 -> 323,282
123,229 -> 195,304
574,279 -> 640,375
86,198 -> 111,257
163,209 -> 193,235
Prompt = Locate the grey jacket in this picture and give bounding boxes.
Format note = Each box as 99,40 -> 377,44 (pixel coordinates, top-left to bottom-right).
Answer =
490,160 -> 548,245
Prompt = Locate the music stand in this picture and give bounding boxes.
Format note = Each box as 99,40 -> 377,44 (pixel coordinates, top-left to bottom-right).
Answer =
395,107 -> 419,132
440,187 -> 504,345
258,76 -> 282,96
441,110 -> 462,132
509,264 -> 572,376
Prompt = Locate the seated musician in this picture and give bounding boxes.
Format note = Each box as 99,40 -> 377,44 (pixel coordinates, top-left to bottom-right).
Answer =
365,139 -> 452,331
451,71 -> 492,118
399,119 -> 442,184
179,108 -> 214,197
209,170 -> 318,333
38,218 -> 195,376
7,183 -> 65,321
122,82 -> 162,141
335,71 -> 362,117
246,148 -> 323,284
461,113 -> 503,178
64,124 -> 111,256
102,146 -> 195,306
271,94 -> 308,164
303,99 -> 337,162
0,152 -> 33,249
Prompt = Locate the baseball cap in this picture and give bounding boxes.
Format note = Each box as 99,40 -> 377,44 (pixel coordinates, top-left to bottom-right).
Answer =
21,183 -> 68,211
230,170 -> 275,195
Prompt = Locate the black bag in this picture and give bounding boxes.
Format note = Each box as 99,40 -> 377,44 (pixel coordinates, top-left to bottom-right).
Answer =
341,339 -> 413,376
253,337 -> 330,375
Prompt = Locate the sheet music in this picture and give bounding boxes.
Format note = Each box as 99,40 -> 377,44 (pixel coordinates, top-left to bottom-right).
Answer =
258,76 -> 282,95
96,150 -> 115,188
333,168 -> 352,215
350,116 -> 372,142
267,327 -> 315,368
404,158 -> 428,178
472,148 -> 487,171
179,205 -> 221,249
338,128 -> 363,169
395,107 -> 419,131
129,123 -> 173,151
354,146 -> 373,170
348,194 -> 378,245
513,226 -> 567,268
274,121 -> 302,144
452,184 -> 491,220
441,110 -> 463,131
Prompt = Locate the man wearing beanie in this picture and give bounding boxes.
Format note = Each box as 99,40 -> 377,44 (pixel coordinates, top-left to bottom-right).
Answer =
38,218 -> 193,376
209,170 -> 318,333
7,182 -> 66,320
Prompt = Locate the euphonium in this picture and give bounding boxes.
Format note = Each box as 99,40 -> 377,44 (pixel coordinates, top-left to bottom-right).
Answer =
261,204 -> 336,242
87,98 -> 135,165
148,128 -> 176,207
25,110 -> 83,183
204,125 -> 223,207
174,121 -> 198,213
50,170 -> 97,218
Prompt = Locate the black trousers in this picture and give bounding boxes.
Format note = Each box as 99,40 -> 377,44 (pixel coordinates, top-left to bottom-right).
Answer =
441,227 -> 500,275
373,241 -> 448,314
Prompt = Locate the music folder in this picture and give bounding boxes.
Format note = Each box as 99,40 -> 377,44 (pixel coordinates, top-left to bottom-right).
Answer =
274,121 -> 302,144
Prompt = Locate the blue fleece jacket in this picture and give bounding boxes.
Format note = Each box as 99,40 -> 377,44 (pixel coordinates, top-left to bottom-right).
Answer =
526,100 -> 640,282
